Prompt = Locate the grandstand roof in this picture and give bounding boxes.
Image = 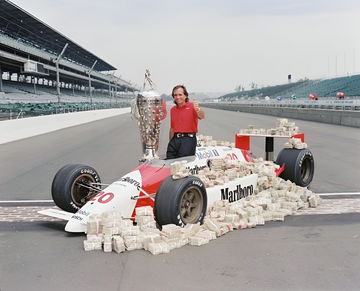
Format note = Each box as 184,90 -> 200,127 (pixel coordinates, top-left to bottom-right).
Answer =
0,0 -> 116,71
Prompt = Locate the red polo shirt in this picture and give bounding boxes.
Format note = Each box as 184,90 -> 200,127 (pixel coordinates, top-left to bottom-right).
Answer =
170,102 -> 198,133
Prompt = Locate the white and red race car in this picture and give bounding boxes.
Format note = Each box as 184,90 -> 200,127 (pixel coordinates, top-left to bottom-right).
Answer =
40,133 -> 314,233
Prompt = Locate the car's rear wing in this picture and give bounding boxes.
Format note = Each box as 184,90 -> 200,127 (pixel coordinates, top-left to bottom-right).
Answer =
235,132 -> 305,161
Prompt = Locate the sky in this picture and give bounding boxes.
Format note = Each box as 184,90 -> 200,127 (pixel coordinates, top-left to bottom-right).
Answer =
11,0 -> 360,95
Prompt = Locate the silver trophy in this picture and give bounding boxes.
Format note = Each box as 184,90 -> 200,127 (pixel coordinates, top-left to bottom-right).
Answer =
132,70 -> 165,161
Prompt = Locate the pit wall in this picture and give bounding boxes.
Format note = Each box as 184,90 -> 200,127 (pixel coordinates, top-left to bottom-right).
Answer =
202,103 -> 360,128
0,107 -> 131,145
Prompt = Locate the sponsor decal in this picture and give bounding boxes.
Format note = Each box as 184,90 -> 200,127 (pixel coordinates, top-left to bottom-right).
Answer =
70,201 -> 80,210
196,149 -> 220,160
120,176 -> 141,190
177,214 -> 184,227
81,169 -> 95,175
77,209 -> 90,216
177,211 -> 205,227
226,153 -> 238,160
192,180 -> 204,188
80,168 -> 99,181
299,151 -> 312,168
186,164 -> 207,175
71,215 -> 83,221
220,184 -> 254,203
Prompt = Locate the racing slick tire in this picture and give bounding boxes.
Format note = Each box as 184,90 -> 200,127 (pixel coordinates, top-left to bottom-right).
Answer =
276,148 -> 314,187
51,164 -> 101,213
155,176 -> 207,227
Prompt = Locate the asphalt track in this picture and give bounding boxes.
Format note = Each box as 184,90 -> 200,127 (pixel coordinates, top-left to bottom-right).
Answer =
0,107 -> 360,291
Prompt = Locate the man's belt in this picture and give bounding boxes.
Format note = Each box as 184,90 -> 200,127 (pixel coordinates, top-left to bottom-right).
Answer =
174,133 -> 196,138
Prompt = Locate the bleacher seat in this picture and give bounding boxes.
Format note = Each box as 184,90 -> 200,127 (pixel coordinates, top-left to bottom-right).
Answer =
218,74 -> 360,101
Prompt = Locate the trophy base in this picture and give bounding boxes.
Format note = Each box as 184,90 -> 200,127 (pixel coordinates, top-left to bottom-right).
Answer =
139,148 -> 159,163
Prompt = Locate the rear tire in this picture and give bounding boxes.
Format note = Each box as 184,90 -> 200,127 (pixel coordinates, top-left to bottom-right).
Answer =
276,148 -> 314,187
51,164 -> 101,213
155,176 -> 207,227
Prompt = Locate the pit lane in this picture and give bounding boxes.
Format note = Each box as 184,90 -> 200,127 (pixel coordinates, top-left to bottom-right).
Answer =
0,107 -> 359,291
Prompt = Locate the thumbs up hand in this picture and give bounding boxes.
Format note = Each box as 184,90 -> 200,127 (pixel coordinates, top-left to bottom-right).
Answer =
193,100 -> 205,119
193,101 -> 200,113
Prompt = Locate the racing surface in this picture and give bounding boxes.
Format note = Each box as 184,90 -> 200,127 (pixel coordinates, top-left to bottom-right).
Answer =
1,107 -> 360,291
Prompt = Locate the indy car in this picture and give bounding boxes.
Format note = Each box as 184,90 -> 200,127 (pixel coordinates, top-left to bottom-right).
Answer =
40,132 -> 314,233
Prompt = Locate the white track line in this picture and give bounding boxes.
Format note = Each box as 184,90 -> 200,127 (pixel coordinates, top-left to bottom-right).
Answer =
0,193 -> 359,204
318,192 -> 360,196
0,200 -> 53,203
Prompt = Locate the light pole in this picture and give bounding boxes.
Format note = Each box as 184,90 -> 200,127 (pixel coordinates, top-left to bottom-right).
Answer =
88,60 -> 97,104
54,43 -> 68,102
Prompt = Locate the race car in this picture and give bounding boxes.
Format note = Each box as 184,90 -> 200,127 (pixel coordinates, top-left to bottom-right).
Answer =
40,133 -> 314,233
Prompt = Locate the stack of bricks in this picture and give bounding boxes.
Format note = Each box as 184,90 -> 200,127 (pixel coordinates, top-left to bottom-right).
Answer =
284,137 -> 308,149
170,161 -> 189,179
204,173 -> 321,229
188,157 -> 273,187
83,158 -> 321,255
198,119 -> 301,148
197,135 -> 235,148
237,118 -> 300,136
159,224 -> 188,251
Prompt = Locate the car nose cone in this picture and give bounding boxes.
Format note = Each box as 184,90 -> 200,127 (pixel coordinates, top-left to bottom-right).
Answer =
65,219 -> 87,233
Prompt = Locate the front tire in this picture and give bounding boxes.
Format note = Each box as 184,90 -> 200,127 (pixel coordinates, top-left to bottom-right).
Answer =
51,164 -> 101,213
276,148 -> 314,187
155,176 -> 207,227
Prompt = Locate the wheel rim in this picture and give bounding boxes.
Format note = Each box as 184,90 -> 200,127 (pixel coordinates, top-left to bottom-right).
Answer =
179,186 -> 203,224
70,174 -> 96,207
300,157 -> 312,183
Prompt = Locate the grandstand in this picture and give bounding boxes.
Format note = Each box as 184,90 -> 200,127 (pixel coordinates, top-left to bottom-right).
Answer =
218,74 -> 360,101
0,0 -> 137,118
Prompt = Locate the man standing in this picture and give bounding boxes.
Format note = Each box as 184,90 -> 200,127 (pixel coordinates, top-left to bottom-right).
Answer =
166,85 -> 205,159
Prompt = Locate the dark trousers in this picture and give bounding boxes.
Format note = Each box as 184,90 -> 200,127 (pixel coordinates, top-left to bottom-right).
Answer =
166,136 -> 197,159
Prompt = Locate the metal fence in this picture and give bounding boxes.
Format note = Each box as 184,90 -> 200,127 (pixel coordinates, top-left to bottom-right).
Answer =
0,101 -> 130,121
210,99 -> 360,111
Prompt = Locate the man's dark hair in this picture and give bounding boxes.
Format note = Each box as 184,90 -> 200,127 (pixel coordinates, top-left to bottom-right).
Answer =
172,85 -> 189,104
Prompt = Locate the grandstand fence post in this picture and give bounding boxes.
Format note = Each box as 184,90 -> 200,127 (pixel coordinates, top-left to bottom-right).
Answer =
32,76 -> 37,94
0,64 -> 3,92
56,62 -> 61,101
88,73 -> 91,103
